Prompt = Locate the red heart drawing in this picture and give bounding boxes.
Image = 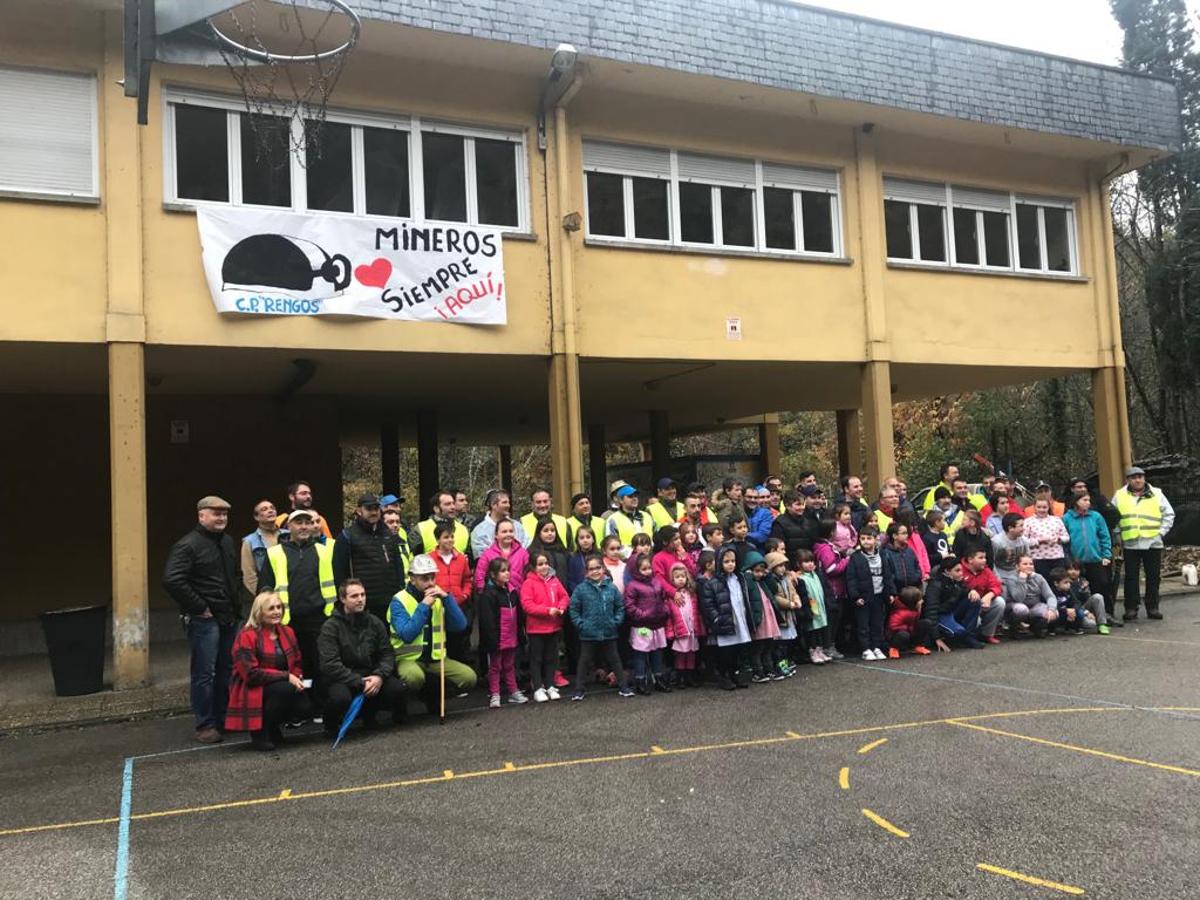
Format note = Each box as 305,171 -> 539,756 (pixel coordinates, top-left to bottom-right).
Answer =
355,258 -> 392,288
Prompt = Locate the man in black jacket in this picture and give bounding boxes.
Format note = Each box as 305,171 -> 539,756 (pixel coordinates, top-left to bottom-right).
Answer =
163,495 -> 242,744
771,487 -> 824,556
332,494 -> 405,624
921,555 -> 983,650
318,579 -> 408,734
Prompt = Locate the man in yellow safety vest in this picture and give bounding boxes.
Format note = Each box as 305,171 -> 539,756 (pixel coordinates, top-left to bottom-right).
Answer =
646,477 -> 685,531
520,488 -> 571,549
259,509 -> 336,703
387,554 -> 477,706
605,483 -> 653,548
1112,466 -> 1175,621
410,490 -> 470,557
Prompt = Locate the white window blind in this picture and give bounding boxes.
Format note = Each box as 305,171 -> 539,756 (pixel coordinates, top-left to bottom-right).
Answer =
762,162 -> 838,192
0,67 -> 96,197
883,178 -> 945,205
582,140 -> 671,177
951,185 -> 1010,212
676,151 -> 755,187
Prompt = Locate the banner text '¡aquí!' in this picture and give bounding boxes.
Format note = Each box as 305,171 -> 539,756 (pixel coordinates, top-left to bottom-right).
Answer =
375,225 -> 499,257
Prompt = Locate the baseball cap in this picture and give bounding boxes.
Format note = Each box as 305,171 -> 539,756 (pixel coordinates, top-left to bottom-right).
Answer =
378,493 -> 403,505
800,484 -> 820,497
197,495 -> 231,510
656,477 -> 677,489
287,509 -> 318,523
615,485 -> 637,498
357,493 -> 380,507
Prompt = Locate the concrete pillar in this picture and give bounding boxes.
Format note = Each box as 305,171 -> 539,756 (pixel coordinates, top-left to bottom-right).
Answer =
860,362 -> 896,494
758,414 -> 782,480
588,423 -> 607,505
547,357 -> 571,511
836,409 -> 862,479
497,444 -> 513,492
649,410 -> 671,484
380,423 -> 400,495
109,342 -> 150,690
104,12 -> 149,690
1092,367 -> 1129,497
416,409 -> 438,512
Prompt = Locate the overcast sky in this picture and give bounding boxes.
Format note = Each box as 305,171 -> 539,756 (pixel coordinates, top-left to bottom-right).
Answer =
803,0 -> 1198,66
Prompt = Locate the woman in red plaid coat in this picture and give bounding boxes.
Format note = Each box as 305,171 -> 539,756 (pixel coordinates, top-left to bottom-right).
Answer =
225,592 -> 309,751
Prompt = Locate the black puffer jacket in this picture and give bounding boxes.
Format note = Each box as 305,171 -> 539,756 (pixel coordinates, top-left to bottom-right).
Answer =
317,606 -> 396,686
922,571 -> 967,622
332,517 -> 404,616
163,525 -> 242,623
771,510 -> 822,556
845,550 -> 898,603
697,571 -> 762,636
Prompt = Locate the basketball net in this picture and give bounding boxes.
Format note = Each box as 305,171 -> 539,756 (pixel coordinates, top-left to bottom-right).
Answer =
210,1 -> 360,170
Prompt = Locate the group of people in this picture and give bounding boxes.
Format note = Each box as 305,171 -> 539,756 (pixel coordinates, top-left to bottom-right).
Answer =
163,464 -> 1175,749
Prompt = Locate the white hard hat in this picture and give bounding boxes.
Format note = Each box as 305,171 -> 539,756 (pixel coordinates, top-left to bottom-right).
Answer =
408,554 -> 438,576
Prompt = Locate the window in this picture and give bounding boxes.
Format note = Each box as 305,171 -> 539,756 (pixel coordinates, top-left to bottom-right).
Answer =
883,179 -> 947,263
583,140 -> 841,257
0,66 -> 97,199
885,177 -> 1077,275
163,91 -> 528,229
1016,200 -> 1075,273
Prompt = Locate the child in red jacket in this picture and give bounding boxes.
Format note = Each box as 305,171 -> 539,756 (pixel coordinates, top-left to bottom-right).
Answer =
886,586 -> 932,658
519,551 -> 570,702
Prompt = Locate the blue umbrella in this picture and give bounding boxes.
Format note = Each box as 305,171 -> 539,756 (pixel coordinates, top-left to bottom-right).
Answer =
331,693 -> 365,749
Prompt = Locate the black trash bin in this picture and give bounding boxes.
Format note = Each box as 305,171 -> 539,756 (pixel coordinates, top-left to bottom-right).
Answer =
39,604 -> 108,696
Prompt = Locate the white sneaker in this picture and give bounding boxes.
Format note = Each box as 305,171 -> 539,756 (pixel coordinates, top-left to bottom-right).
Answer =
533,687 -> 549,703
508,690 -> 529,704
488,693 -> 501,709
862,650 -> 875,661
873,648 -> 887,660
546,686 -> 561,701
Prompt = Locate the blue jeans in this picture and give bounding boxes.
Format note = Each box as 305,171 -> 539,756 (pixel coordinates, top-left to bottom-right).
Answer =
938,595 -> 982,639
185,616 -> 236,730
632,649 -> 664,680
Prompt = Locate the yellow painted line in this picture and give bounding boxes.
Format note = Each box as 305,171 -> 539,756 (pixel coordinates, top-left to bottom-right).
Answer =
857,738 -> 888,755
785,731 -> 801,738
442,770 -> 455,779
838,767 -> 850,790
0,706 -> 1151,839
861,808 -> 909,838
947,721 -> 1200,778
976,863 -> 1085,895
650,745 -> 666,754
278,789 -> 292,799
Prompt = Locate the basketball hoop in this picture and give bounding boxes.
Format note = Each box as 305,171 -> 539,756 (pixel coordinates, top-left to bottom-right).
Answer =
208,0 -> 362,170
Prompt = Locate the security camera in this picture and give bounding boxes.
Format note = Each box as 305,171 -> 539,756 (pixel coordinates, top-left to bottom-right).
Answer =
550,43 -> 577,73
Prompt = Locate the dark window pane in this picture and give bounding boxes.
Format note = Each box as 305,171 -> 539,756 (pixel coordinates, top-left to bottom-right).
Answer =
305,121 -> 352,212
953,208 -> 979,264
364,127 -> 410,217
174,105 -> 228,202
916,203 -> 946,261
1016,204 -> 1041,268
631,177 -> 668,240
720,186 -> 754,246
983,211 -> 1010,266
475,137 -> 518,227
884,199 -> 912,259
586,172 -> 624,236
801,191 -> 834,253
422,131 -> 466,221
764,188 -> 796,250
679,181 -> 713,243
240,115 -> 291,207
1044,207 -> 1071,271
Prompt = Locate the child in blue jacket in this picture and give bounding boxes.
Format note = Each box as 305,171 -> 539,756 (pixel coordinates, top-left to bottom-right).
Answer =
568,554 -> 631,700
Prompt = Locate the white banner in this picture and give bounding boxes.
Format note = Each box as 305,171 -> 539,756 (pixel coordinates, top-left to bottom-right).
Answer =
197,207 -> 507,324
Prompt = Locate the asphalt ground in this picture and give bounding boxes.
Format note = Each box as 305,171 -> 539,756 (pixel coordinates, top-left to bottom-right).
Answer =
3,596 -> 1199,900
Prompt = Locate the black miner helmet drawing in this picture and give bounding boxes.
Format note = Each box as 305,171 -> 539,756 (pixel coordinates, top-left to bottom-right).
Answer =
221,234 -> 351,293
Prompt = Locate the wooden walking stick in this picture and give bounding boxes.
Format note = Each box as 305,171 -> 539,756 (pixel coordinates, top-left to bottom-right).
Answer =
438,598 -> 446,725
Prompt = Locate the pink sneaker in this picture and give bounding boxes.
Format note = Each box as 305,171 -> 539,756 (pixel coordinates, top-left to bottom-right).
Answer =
552,670 -> 570,688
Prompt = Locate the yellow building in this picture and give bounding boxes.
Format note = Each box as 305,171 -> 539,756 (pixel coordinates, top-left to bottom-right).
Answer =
0,0 -> 1179,686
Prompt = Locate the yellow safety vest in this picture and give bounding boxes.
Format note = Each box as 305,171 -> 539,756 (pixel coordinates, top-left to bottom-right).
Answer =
387,591 -> 444,662
608,510 -> 652,547
266,541 -> 336,624
416,518 -> 469,555
395,524 -> 413,571
874,508 -> 894,533
566,515 -> 597,550
1113,488 -> 1163,543
646,500 -> 683,531
520,512 -> 571,548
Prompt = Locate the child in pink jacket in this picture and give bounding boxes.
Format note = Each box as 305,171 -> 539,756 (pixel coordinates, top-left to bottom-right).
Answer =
519,551 -> 570,702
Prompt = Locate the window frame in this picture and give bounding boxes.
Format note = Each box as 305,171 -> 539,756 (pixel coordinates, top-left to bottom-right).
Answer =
583,141 -> 843,259
161,88 -> 530,231
0,65 -> 100,202
883,177 -> 1079,277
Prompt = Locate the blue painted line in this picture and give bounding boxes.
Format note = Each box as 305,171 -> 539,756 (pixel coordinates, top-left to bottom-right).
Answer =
838,661 -> 1200,722
113,757 -> 133,900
